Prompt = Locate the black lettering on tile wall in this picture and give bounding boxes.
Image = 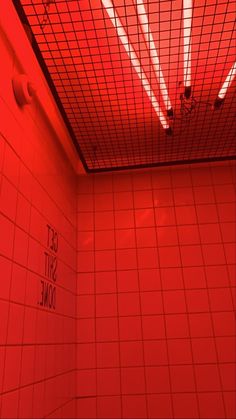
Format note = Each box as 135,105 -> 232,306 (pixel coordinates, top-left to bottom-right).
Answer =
38,224 -> 58,310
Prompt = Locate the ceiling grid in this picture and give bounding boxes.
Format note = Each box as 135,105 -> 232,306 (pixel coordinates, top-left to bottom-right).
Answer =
15,0 -> 236,171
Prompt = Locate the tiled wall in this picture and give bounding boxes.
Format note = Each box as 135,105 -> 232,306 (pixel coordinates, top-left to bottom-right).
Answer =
0,18 -> 77,419
1,4 -> 235,418
77,161 -> 236,419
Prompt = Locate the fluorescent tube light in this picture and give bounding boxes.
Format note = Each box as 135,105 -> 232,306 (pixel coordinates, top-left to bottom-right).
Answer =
183,0 -> 192,98
136,0 -> 173,117
214,61 -> 236,109
102,0 -> 170,131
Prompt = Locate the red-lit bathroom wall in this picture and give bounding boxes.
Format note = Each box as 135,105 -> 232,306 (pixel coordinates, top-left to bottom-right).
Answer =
0,21 -> 77,419
77,161 -> 236,419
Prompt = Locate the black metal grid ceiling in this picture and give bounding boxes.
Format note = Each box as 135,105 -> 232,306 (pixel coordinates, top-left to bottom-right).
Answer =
15,0 -> 236,172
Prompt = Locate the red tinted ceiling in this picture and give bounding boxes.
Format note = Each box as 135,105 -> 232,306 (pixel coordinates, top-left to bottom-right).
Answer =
16,0 -> 236,171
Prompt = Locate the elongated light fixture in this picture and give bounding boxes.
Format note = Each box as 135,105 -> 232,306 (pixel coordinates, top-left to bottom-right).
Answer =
136,0 -> 173,118
183,0 -> 192,98
101,0 -> 171,133
214,61 -> 236,109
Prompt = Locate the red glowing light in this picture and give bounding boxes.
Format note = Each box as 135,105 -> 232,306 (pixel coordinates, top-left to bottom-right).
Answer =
183,0 -> 192,94
102,0 -> 169,130
218,61 -> 236,99
137,0 -> 172,113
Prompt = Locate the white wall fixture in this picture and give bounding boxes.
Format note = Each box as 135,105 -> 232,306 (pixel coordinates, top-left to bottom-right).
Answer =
12,73 -> 35,106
